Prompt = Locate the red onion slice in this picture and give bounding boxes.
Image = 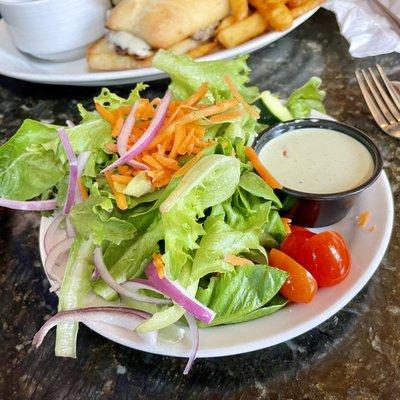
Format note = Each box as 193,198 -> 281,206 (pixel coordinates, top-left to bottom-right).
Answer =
0,198 -> 57,211
32,307 -> 149,348
77,151 -> 91,178
183,313 -> 199,375
145,262 -> 215,324
128,159 -> 149,170
102,91 -> 171,173
66,120 -> 75,128
93,247 -> 169,305
86,321 -> 157,349
58,128 -> 78,214
116,102 -> 149,171
44,214 -> 65,254
122,280 -> 170,305
65,216 -> 75,238
117,101 -> 138,157
45,237 -> 74,281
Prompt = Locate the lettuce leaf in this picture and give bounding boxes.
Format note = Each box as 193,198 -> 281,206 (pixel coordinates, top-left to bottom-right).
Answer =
93,83 -> 148,111
263,209 -> 287,244
191,215 -> 263,280
160,154 -> 241,280
0,120 -> 64,200
55,235 -> 95,357
92,218 -> 163,300
286,77 -> 326,118
0,117 -> 112,200
239,172 -> 282,208
69,185 -> 136,246
227,294 -> 287,324
153,51 -> 259,103
196,265 -> 288,327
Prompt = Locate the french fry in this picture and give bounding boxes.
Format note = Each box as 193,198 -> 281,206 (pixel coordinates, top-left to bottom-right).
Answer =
266,3 -> 293,30
290,0 -> 323,18
216,12 -> 269,49
167,38 -> 200,55
287,0 -> 306,8
229,0 -> 249,20
186,41 -> 218,58
216,15 -> 236,33
250,0 -> 293,31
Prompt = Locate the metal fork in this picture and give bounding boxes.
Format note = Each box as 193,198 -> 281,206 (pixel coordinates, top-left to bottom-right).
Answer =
355,64 -> 400,139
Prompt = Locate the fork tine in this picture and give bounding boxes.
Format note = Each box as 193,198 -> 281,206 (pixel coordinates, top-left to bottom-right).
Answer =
376,64 -> 400,111
355,70 -> 388,128
369,67 -> 400,121
361,69 -> 396,124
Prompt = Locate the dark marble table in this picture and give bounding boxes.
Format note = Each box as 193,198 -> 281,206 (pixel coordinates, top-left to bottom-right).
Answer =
0,9 -> 399,400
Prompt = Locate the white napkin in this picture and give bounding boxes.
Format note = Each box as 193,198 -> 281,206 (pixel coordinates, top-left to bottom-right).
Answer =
323,0 -> 400,57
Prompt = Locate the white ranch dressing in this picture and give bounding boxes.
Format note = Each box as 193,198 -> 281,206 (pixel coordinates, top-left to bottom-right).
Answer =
258,128 -> 374,194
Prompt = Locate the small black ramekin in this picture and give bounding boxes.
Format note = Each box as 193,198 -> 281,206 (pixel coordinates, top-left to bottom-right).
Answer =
253,119 -> 383,228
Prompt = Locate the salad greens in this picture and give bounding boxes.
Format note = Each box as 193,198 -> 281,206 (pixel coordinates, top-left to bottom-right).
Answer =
0,52 -> 325,365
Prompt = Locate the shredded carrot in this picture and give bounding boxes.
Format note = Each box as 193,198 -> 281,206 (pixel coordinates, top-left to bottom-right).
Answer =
178,130 -> 194,155
224,254 -> 254,266
160,134 -> 173,151
191,146 -> 203,154
174,151 -> 204,178
224,75 -> 260,119
116,105 -> 132,116
245,146 -> 283,189
142,154 -> 164,170
147,170 -> 165,181
281,217 -> 292,234
154,153 -> 180,170
187,140 -> 195,155
173,99 -> 238,126
78,179 -> 89,200
186,82 -> 209,106
111,175 -> 133,185
150,98 -> 161,107
148,127 -> 174,150
152,253 -> 165,279
104,171 -> 128,210
153,175 -> 172,188
169,125 -> 186,159
117,165 -> 132,176
166,103 -> 196,125
357,211 -> 371,228
157,144 -> 166,156
209,110 -> 244,123
95,103 -> 117,124
105,143 -> 118,153
112,116 -> 124,137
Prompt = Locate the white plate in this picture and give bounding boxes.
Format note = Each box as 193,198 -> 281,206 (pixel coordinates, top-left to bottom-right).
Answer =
0,9 -> 319,86
38,109 -> 394,358
39,170 -> 394,358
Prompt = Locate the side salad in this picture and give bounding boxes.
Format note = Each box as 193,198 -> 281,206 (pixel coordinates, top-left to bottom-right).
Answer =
0,51 -> 350,374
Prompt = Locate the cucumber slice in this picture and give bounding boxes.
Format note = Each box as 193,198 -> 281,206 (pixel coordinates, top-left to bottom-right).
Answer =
254,91 -> 293,125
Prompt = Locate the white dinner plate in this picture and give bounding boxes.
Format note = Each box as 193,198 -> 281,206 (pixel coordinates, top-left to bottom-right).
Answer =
0,9 -> 319,86
38,111 -> 394,358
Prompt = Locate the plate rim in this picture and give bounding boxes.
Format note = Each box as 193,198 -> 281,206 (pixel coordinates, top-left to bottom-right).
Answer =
0,8 -> 319,85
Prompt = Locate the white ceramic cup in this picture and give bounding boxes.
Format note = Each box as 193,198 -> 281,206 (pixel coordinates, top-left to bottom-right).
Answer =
0,0 -> 111,61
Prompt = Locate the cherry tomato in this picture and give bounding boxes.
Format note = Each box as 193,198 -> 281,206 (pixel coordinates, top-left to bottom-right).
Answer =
280,229 -> 316,260
297,231 -> 351,287
289,225 -> 311,233
268,248 -> 318,303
